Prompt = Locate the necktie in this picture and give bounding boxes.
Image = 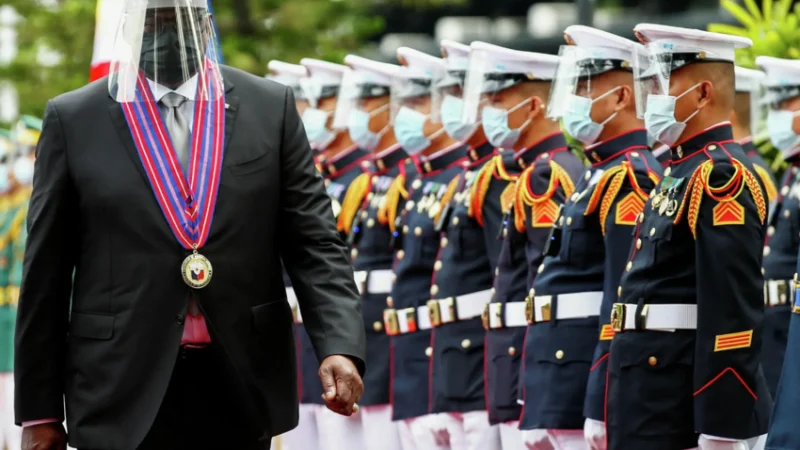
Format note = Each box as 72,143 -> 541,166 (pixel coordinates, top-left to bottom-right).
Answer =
160,92 -> 190,170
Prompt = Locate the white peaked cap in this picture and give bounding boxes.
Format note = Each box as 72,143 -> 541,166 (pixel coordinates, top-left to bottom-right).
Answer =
734,66 -> 765,93
300,58 -> 348,86
563,25 -> 643,63
344,54 -> 398,86
267,60 -> 307,80
440,40 -> 471,71
633,23 -> 751,61
756,56 -> 800,88
130,0 -> 208,10
396,47 -> 446,79
470,41 -> 560,80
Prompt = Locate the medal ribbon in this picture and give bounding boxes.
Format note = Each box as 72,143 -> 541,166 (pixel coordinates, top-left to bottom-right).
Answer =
120,60 -> 225,250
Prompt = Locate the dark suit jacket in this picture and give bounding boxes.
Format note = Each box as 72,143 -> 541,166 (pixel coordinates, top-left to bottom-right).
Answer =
14,65 -> 366,450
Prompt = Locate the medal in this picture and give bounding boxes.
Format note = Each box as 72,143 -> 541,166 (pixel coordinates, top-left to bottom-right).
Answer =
120,61 -> 225,289
652,192 -> 665,209
428,201 -> 441,219
665,199 -> 678,217
658,198 -> 669,216
181,248 -> 213,289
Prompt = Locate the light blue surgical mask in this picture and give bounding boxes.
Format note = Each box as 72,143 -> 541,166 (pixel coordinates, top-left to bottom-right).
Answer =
0,166 -> 9,193
767,109 -> 800,155
394,107 -> 444,154
347,105 -> 390,151
13,157 -> 33,185
562,88 -> 620,145
302,108 -> 337,150
440,95 -> 478,142
481,98 -> 532,149
643,83 -> 702,147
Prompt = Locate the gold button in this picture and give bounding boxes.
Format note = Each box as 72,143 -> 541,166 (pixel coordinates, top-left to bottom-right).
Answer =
372,176 -> 379,184
631,152 -> 640,157
431,285 -> 439,296
367,192 -> 375,201
559,217 -> 564,226
617,286 -> 622,297
406,201 -> 415,211
555,350 -> 564,360
415,227 -> 423,236
785,210 -> 791,218
373,321 -> 383,332
708,144 -> 717,151
361,211 -> 368,220
461,339 -> 471,349
397,250 -> 405,260
764,247 -> 771,257
508,347 -> 517,356
425,347 -> 433,357
538,264 -> 545,274
636,239 -> 642,250
571,193 -> 579,202
566,217 -> 573,226
403,225 -> 409,234
768,226 -> 775,237
540,153 -> 549,159
648,356 -> 657,366
413,179 -> 423,189
351,248 -> 359,259
762,267 -> 766,275
782,186 -> 790,196
626,261 -> 633,271
649,227 -> 656,237
367,218 -> 376,228
386,296 -> 394,307
453,217 -> 460,226
639,214 -> 645,224
434,260 -> 443,271
441,237 -> 449,247
585,171 -> 591,181
529,288 -> 535,297
664,167 -> 671,176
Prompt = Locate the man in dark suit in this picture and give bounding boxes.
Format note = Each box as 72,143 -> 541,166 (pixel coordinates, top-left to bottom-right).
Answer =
14,1 -> 366,449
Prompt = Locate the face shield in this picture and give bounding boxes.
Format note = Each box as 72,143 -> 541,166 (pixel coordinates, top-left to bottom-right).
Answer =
298,77 -> 341,151
332,70 -> 391,151
748,81 -> 767,137
390,65 -> 446,154
109,0 -> 224,103
432,69 -> 478,142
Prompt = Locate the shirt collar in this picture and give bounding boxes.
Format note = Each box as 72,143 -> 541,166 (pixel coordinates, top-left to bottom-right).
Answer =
513,132 -> 568,169
584,129 -> 648,165
147,75 -> 199,102
671,122 -> 734,162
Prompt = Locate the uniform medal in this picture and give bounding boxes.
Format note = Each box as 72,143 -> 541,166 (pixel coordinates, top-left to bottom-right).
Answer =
120,61 -> 226,289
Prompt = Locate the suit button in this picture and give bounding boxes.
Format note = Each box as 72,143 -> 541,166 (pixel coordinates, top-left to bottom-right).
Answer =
175,314 -> 185,326
373,321 -> 383,332
425,347 -> 433,357
648,356 -> 657,366
508,347 -> 516,356
555,350 -> 564,360
461,339 -> 471,349
386,296 -> 394,307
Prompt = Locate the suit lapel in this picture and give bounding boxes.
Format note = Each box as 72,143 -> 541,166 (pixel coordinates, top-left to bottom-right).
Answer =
108,103 -> 150,186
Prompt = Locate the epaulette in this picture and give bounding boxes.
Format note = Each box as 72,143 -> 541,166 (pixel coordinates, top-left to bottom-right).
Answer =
336,172 -> 371,235
752,164 -> 778,202
585,157 -> 662,235
378,174 -> 408,233
513,159 -> 575,232
673,146 -> 766,239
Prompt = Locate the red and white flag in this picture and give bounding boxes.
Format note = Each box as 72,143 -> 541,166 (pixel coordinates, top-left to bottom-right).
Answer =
89,0 -> 125,82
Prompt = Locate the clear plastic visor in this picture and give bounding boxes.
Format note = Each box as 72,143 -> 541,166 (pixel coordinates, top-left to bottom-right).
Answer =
108,0 -> 224,103
390,72 -> 440,125
462,49 -> 530,124
332,70 -> 392,129
632,44 -> 670,119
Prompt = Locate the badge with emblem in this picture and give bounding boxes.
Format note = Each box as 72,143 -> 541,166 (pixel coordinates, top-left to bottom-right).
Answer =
181,248 -> 213,289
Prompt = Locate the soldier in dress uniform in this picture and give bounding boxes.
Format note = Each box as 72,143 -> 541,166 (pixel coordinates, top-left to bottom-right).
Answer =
760,57 -> 800,450
508,27 -> 663,450
733,66 -> 777,203
0,128 -> 17,450
459,41 -> 585,450
333,53 -> 404,450
424,39 -> 501,450
606,24 -> 770,450
381,46 -> 467,449
290,58 -> 371,450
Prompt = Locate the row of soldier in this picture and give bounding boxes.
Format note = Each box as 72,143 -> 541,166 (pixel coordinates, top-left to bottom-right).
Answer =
268,20 -> 800,450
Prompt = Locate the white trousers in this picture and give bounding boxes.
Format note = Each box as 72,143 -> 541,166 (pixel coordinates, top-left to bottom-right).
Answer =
522,429 -> 588,450
498,421 -> 526,450
280,404 -> 320,450
360,405 -> 402,450
398,414 -> 452,450
436,411 -> 501,450
685,434 -> 768,450
583,418 -> 606,450
0,373 -> 20,450
316,402 -> 366,450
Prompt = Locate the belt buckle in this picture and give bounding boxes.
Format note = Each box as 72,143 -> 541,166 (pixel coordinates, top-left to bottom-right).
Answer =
778,281 -> 789,306
490,302 -> 503,329
291,304 -> 298,323
427,300 -> 442,327
383,309 -> 399,336
525,296 -> 534,324
539,296 -> 552,322
481,303 -> 490,330
442,297 -> 455,324
404,308 -> 418,333
610,303 -> 625,332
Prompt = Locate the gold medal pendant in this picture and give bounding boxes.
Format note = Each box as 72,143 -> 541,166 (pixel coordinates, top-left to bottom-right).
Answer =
665,199 -> 678,217
652,193 -> 664,210
658,198 -> 670,216
182,249 -> 213,289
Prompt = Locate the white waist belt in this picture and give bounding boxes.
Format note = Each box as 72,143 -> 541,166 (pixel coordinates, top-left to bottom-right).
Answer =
287,288 -> 303,324
532,291 -> 603,322
612,303 -> 697,331
429,289 -> 493,326
764,279 -> 793,307
395,305 -> 432,334
354,269 -> 393,295
488,301 -> 527,328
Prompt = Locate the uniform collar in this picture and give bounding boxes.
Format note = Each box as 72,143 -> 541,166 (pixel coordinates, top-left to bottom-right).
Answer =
417,143 -> 467,176
372,144 -> 408,174
513,132 -> 568,169
671,122 -> 734,162
466,141 -> 496,167
324,146 -> 370,178
584,129 -> 648,165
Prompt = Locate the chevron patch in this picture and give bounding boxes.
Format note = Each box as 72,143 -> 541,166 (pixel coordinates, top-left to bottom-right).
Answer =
599,324 -> 614,341
712,200 -> 745,226
714,330 -> 753,352
615,192 -> 645,225
532,199 -> 559,228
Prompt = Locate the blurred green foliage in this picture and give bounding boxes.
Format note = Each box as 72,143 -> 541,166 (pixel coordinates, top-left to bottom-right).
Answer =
0,0 -> 464,119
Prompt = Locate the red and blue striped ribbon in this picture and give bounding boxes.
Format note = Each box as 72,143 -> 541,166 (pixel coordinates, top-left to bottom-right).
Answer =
120,60 -> 225,250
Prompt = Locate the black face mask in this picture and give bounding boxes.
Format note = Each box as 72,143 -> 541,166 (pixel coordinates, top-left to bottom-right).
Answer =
140,28 -> 201,87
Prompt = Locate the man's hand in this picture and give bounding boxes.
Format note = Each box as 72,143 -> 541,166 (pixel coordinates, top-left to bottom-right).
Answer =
22,423 -> 67,450
319,355 -> 364,416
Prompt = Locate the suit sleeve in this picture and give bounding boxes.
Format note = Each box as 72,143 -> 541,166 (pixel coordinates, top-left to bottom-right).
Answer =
277,87 -> 366,375
14,101 -> 77,424
693,160 -> 768,438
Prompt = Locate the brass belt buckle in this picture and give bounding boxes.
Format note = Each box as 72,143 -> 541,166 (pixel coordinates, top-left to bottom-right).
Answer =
442,297 -> 456,324
490,302 -> 503,329
404,307 -> 418,333
539,296 -> 552,322
525,296 -> 534,324
481,303 -> 490,330
427,300 -> 442,327
291,305 -> 298,323
383,309 -> 399,335
778,281 -> 789,306
610,303 -> 625,332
